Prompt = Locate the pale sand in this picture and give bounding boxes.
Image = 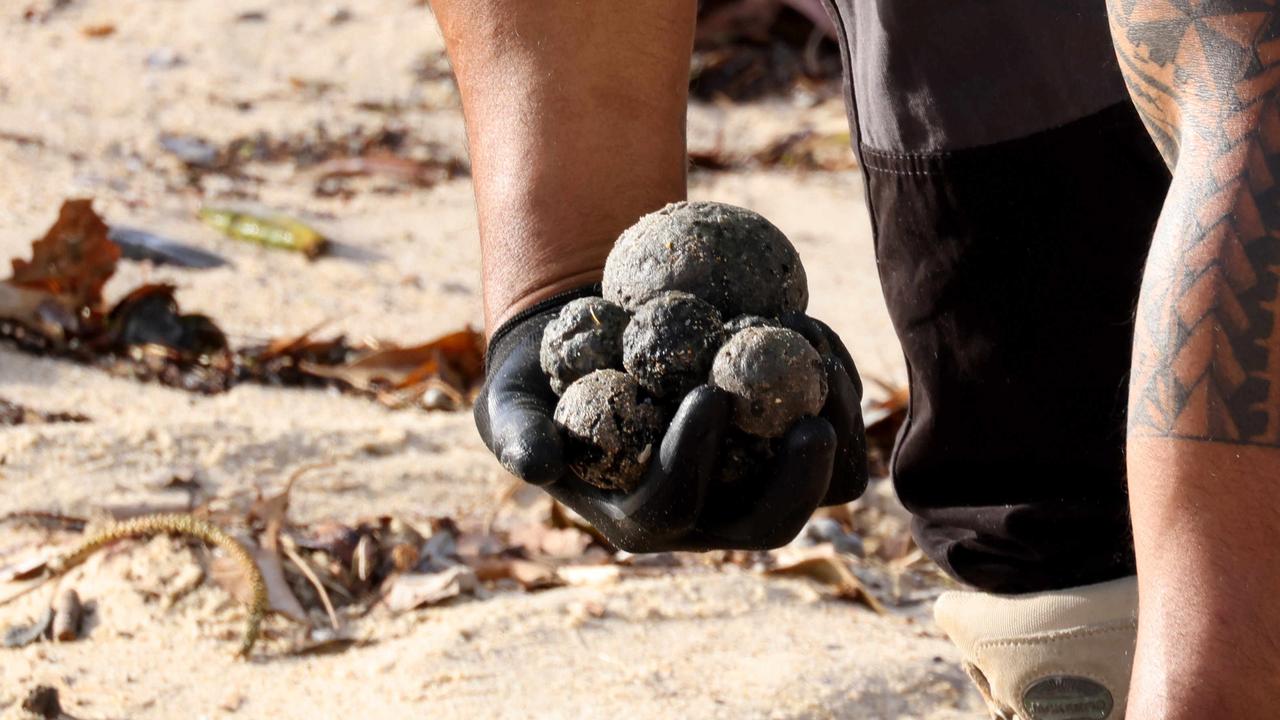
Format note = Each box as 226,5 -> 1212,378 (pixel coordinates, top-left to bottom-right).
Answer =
0,1 -> 977,717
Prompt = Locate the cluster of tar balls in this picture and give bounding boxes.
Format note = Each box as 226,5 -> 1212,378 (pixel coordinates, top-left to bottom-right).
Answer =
541,201 -> 828,492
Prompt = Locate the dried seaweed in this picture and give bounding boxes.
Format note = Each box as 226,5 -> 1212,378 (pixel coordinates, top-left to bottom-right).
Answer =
161,124 -> 468,196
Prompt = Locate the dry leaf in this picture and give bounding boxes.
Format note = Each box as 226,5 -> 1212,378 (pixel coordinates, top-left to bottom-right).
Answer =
384,565 -> 477,612
472,558 -> 562,591
767,546 -> 885,614
2,608 -> 52,648
0,550 -> 53,582
292,521 -> 360,566
0,283 -> 76,336
862,379 -> 908,478
753,130 -> 857,171
508,522 -> 593,560
299,328 -> 484,405
312,150 -> 463,188
8,199 -> 119,310
210,533 -> 307,623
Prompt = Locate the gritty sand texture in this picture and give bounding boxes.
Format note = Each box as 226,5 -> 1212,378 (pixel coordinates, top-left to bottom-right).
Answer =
0,2 -> 970,718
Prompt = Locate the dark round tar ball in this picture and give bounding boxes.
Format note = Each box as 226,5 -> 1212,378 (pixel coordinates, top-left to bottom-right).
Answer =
553,370 -> 662,492
711,327 -> 828,438
602,201 -> 808,318
540,297 -> 630,395
623,291 -> 725,398
723,314 -> 780,337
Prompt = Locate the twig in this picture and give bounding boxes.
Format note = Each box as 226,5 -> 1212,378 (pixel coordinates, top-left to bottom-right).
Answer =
282,541 -> 339,631
1,513 -> 268,658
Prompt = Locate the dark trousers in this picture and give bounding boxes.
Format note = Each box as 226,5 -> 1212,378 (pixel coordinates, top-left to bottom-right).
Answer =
824,0 -> 1172,592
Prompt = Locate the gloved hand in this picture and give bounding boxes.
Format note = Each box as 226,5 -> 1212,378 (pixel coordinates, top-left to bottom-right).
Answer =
474,286 -> 868,552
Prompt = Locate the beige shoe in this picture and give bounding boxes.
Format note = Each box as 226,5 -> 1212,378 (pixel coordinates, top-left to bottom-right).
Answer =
934,576 -> 1137,720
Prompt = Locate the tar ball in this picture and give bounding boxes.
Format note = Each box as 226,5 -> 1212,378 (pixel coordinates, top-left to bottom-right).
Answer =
553,370 -> 662,492
723,314 -> 779,337
540,297 -> 630,395
602,201 -> 808,319
623,291 -> 725,399
710,327 -> 828,438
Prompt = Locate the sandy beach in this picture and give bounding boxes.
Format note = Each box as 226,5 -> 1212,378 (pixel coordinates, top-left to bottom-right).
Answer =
0,2 -> 978,717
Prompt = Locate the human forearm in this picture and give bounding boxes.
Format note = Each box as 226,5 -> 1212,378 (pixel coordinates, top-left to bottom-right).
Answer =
1109,3 -> 1280,716
432,0 -> 696,330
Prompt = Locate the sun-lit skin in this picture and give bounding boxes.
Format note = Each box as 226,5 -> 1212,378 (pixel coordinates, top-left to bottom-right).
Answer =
430,0 -> 696,334
1109,2 -> 1280,716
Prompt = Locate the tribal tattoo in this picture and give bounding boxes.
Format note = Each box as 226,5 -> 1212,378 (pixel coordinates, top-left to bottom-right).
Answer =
1109,0 -> 1280,445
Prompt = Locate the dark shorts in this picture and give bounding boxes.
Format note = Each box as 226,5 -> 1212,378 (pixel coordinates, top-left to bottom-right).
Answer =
823,0 -> 1171,592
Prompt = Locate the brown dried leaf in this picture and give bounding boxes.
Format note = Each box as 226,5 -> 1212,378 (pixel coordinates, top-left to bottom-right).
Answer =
548,500 -> 612,548
298,327 -> 484,406
507,522 -> 593,560
472,557 -> 562,591
292,520 -> 360,566
767,546 -> 886,614
0,550 -> 53,582
9,199 -> 119,310
384,564 -> 477,613
312,150 -> 463,188
209,534 -> 307,623
863,379 -> 908,478
2,608 -> 52,648
0,283 -> 76,335
753,130 -> 857,171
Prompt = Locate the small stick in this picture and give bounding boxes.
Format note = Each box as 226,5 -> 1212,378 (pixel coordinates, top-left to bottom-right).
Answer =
3,513 -> 268,658
281,541 -> 339,631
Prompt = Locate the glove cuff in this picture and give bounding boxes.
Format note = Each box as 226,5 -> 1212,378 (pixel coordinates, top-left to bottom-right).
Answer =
934,575 -> 1137,720
485,284 -> 602,373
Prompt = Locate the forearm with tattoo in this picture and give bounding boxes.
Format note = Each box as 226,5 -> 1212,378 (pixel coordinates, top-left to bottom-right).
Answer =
1109,1 -> 1280,444
1108,4 -> 1280,715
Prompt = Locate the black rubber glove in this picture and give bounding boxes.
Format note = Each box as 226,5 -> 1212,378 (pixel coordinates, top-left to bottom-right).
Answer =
475,286 -> 868,552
